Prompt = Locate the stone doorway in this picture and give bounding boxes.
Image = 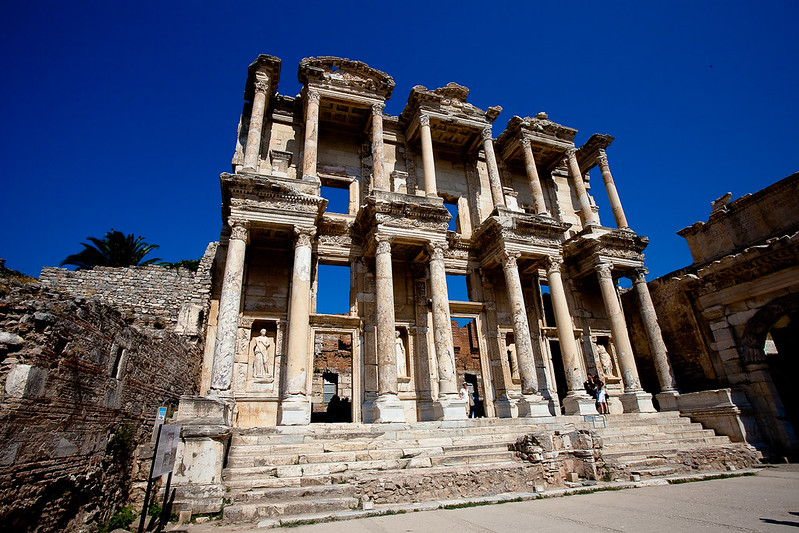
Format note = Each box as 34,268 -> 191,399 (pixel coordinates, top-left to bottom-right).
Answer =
311,331 -> 354,422
451,312 -> 493,417
547,339 -> 569,413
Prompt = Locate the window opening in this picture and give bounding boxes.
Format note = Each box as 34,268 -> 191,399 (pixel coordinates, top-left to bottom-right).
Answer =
443,200 -> 458,232
111,346 -> 125,379
321,184 -> 350,214
447,274 -> 469,302
316,263 -> 351,315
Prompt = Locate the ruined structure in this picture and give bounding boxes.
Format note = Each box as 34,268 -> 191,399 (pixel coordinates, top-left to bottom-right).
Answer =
625,173 -> 799,455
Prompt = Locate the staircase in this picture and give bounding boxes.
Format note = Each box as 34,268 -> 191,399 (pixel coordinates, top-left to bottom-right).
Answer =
220,412 -> 757,523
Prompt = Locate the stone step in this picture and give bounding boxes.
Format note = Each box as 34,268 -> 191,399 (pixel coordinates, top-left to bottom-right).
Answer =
224,496 -> 360,522
603,435 -> 731,452
594,422 -> 705,437
598,429 -> 717,444
230,483 -> 356,504
630,465 -> 678,477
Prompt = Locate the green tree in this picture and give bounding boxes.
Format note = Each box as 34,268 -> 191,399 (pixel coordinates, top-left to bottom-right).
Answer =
61,229 -> 161,269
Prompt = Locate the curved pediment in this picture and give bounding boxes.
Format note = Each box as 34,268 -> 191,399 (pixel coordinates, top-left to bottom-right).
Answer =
298,56 -> 395,100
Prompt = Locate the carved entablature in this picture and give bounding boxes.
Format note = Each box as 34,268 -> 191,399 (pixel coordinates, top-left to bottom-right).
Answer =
575,133 -> 614,172
471,211 -> 570,267
355,191 -> 451,249
244,54 -> 281,104
298,56 -> 395,100
562,227 -> 649,278
221,173 -> 326,221
495,113 -> 578,170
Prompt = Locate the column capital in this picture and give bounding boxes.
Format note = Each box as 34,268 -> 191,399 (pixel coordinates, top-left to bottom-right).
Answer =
480,126 -> 493,141
426,241 -> 447,261
597,149 -> 609,167
631,267 -> 649,284
500,250 -> 521,269
293,225 -> 317,248
375,233 -> 393,255
372,102 -> 385,115
594,261 -> 614,279
545,255 -> 563,273
565,146 -> 577,158
227,218 -> 250,241
419,113 -> 430,127
253,72 -> 270,94
306,90 -> 320,104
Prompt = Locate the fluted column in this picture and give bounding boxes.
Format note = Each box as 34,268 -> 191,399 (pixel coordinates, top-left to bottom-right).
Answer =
419,114 -> 438,196
210,219 -> 249,392
371,103 -> 387,191
597,150 -> 629,229
565,148 -> 598,226
521,138 -> 549,216
301,90 -> 320,180
482,127 -> 505,209
595,262 -> 655,412
631,268 -> 677,392
243,74 -> 270,170
373,234 -> 404,422
279,226 -> 316,425
546,257 -> 596,415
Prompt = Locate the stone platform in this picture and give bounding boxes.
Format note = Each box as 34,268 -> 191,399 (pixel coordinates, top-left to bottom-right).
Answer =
190,412 -> 759,525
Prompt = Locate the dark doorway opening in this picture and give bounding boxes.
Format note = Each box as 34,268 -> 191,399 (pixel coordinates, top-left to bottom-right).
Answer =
464,373 -> 484,418
548,340 -> 568,411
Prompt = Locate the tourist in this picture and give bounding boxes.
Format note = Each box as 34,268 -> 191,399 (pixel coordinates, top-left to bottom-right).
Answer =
460,382 -> 469,415
595,378 -> 609,415
583,374 -> 597,400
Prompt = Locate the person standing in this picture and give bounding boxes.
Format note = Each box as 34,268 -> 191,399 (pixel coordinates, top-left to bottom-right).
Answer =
595,377 -> 609,415
460,382 -> 470,415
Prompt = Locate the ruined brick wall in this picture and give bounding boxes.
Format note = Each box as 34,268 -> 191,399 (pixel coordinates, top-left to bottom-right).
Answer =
0,275 -> 203,532
452,320 -> 481,372
39,242 -> 217,330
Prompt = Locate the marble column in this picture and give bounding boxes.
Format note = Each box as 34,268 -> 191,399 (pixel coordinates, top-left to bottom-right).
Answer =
210,219 -> 249,393
631,267 -> 679,408
595,262 -> 655,412
371,103 -> 387,191
482,127 -> 505,209
428,242 -> 467,419
301,90 -> 320,180
419,114 -> 438,197
500,251 -> 549,416
546,257 -> 597,415
243,73 -> 269,170
565,148 -> 598,227
597,150 -> 629,229
521,138 -> 549,216
279,226 -> 316,425
372,234 -> 404,422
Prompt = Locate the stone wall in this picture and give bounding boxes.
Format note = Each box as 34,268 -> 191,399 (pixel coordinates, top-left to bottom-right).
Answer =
0,275 -> 203,532
39,242 -> 217,332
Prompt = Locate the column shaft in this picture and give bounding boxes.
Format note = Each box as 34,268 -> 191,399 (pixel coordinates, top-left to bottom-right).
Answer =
284,227 -> 316,396
566,148 -> 598,226
501,251 -> 538,394
521,139 -> 549,215
482,127 -> 505,209
375,236 -> 398,396
597,150 -> 629,229
632,269 -> 677,392
210,220 -> 248,391
243,76 -> 269,170
372,103 -> 387,191
419,115 -> 438,196
302,91 -> 320,179
546,258 -> 585,393
595,262 -> 641,392
428,243 -> 458,395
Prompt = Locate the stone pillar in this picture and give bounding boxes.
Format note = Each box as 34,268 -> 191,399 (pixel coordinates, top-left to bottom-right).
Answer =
482,127 -> 505,209
301,90 -> 320,180
565,148 -> 598,226
210,219 -> 249,393
631,267 -> 679,408
372,103 -> 387,191
595,262 -> 655,413
372,234 -> 404,422
597,150 -> 629,229
546,257 -> 596,415
419,114 -> 438,197
279,226 -> 316,425
521,138 -> 549,216
428,242 -> 467,419
500,251 -> 549,416
243,73 -> 270,170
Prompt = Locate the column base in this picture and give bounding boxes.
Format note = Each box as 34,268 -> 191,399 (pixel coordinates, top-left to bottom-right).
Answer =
434,394 -> 468,420
656,390 -> 680,411
620,390 -> 657,413
494,394 -> 519,419
372,393 -> 405,423
278,394 -> 311,426
562,394 -> 599,416
517,394 -> 553,417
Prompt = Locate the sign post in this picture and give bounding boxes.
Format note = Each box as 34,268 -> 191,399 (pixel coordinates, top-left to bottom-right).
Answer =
139,423 -> 181,533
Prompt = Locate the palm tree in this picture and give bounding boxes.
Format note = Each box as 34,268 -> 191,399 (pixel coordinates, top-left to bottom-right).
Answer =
60,229 -> 161,269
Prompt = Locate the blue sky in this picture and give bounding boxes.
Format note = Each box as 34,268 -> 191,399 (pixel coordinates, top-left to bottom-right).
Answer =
2,1 -> 797,294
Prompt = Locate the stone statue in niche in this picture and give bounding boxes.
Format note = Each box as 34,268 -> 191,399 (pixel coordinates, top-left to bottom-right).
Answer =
597,343 -> 617,379
250,329 -> 273,379
507,342 -> 520,381
395,330 -> 407,377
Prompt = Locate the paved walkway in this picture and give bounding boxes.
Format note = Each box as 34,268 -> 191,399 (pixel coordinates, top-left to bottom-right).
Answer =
185,465 -> 799,532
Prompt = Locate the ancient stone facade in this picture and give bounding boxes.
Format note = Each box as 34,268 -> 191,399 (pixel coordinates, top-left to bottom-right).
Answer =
624,173 -> 799,455
0,274 -> 203,531
184,53 -> 677,435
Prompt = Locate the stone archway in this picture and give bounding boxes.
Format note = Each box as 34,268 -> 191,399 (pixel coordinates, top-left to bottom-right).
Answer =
739,293 -> 799,455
